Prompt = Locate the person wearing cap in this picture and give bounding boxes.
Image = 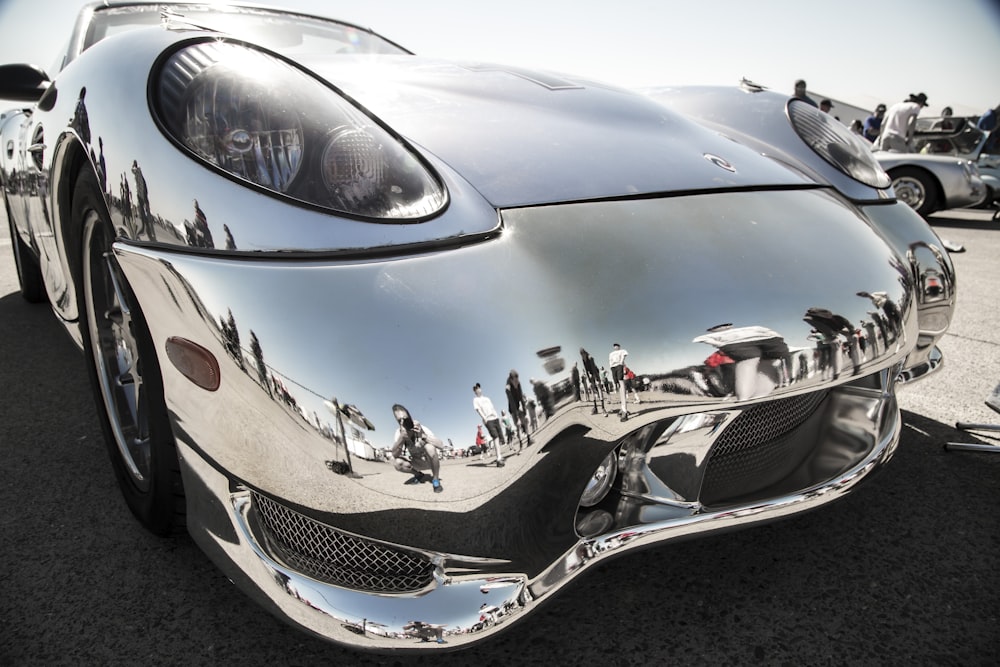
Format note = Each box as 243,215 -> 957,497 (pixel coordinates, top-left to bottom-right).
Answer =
819,99 -> 834,114
863,104 -> 887,143
874,93 -> 928,152
792,79 -> 817,107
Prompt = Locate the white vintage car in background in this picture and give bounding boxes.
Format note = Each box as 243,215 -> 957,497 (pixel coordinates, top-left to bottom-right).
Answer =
872,115 -> 990,216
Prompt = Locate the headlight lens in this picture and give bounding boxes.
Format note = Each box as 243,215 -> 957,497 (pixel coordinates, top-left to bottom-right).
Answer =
154,41 -> 447,220
788,100 -> 891,189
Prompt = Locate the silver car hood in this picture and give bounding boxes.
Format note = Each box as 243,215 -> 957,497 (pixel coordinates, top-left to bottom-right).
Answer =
304,55 -> 810,207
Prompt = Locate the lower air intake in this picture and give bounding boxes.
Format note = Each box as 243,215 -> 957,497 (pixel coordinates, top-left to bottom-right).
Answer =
700,390 -> 829,505
251,492 -> 434,593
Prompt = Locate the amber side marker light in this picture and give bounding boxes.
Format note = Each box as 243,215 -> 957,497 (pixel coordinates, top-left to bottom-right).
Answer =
165,336 -> 221,391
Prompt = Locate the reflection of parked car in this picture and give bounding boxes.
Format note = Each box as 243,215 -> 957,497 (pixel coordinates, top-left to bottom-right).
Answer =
465,444 -> 486,457
907,116 -> 1000,216
2,2 -> 957,653
872,116 -> 991,216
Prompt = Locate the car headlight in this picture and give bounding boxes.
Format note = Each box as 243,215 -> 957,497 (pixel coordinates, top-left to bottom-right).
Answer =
153,40 -> 447,220
788,100 -> 891,189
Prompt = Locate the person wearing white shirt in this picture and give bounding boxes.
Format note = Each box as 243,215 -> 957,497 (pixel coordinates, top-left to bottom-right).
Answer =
875,93 -> 928,152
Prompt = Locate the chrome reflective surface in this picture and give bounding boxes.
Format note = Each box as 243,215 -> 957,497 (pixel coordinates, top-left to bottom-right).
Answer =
82,210 -> 151,486
1,1 -> 961,653
110,189 -> 932,649
177,375 -> 901,650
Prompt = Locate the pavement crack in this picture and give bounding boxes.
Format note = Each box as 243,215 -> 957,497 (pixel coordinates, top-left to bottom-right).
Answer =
944,332 -> 1000,347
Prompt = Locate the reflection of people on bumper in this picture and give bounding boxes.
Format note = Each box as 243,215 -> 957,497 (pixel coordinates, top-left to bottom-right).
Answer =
694,325 -> 789,401
580,348 -> 607,415
403,620 -> 445,644
390,405 -> 443,492
505,369 -> 531,446
473,383 -> 506,467
530,378 -> 554,421
609,343 -> 640,419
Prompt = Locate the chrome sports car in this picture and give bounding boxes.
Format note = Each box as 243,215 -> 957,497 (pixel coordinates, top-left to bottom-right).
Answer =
1,2 -> 956,652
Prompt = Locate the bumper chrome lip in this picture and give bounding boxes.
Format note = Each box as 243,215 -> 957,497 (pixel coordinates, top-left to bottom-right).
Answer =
181,385 -> 901,652
899,344 -> 944,384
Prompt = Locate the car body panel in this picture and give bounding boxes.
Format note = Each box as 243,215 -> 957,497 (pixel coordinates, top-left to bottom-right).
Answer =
0,1 -> 958,653
105,189 -> 950,650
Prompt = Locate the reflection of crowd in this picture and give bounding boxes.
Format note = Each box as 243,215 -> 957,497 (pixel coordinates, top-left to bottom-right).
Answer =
208,279 -> 906,487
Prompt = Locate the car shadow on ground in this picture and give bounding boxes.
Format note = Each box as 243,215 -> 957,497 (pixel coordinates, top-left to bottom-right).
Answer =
928,210 -> 999,229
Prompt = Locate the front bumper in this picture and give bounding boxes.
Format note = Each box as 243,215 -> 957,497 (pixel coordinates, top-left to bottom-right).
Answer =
178,374 -> 901,650
113,190 -> 951,650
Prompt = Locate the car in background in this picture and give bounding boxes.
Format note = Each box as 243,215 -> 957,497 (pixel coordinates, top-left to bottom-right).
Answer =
872,116 -> 990,217
907,116 -> 1000,218
2,1 -> 957,653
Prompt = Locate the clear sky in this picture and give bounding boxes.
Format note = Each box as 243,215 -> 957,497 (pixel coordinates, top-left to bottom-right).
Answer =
1,0 -> 998,117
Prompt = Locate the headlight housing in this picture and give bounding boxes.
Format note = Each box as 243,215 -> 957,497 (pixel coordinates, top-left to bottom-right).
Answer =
153,40 -> 447,220
788,100 -> 891,189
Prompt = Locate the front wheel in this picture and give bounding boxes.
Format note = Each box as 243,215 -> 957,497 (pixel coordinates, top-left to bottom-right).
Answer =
890,167 -> 939,217
75,169 -> 184,535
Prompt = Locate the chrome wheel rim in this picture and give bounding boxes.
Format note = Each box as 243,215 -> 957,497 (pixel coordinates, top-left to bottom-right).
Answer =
893,175 -> 926,211
82,212 -> 151,489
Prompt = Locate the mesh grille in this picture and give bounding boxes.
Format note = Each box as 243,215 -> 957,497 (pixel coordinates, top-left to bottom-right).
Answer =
700,391 -> 828,505
251,492 -> 434,593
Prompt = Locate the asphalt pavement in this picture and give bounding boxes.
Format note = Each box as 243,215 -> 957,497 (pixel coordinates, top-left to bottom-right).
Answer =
1,208 -> 997,666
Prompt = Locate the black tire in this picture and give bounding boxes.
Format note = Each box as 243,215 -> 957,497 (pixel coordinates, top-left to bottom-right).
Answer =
74,169 -> 184,536
5,200 -> 46,302
889,167 -> 940,217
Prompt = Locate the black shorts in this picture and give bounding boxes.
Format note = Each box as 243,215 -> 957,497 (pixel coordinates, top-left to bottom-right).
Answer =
611,365 -> 624,383
484,419 -> 504,442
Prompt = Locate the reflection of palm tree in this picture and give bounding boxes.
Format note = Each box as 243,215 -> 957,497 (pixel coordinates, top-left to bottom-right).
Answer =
184,199 -> 215,248
220,308 -> 244,370
249,330 -> 271,397
223,224 -> 237,250
132,160 -> 155,241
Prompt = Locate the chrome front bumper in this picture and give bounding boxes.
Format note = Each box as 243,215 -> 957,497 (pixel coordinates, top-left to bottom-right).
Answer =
112,190 -> 950,650
178,374 -> 901,651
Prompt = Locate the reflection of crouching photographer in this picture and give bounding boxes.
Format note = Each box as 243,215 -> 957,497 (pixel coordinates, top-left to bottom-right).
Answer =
391,404 -> 443,493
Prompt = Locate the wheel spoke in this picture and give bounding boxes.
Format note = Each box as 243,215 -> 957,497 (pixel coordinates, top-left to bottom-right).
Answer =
85,213 -> 153,489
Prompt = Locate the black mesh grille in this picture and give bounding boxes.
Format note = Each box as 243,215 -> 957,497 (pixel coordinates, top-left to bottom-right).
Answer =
251,492 -> 434,593
700,391 -> 828,505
